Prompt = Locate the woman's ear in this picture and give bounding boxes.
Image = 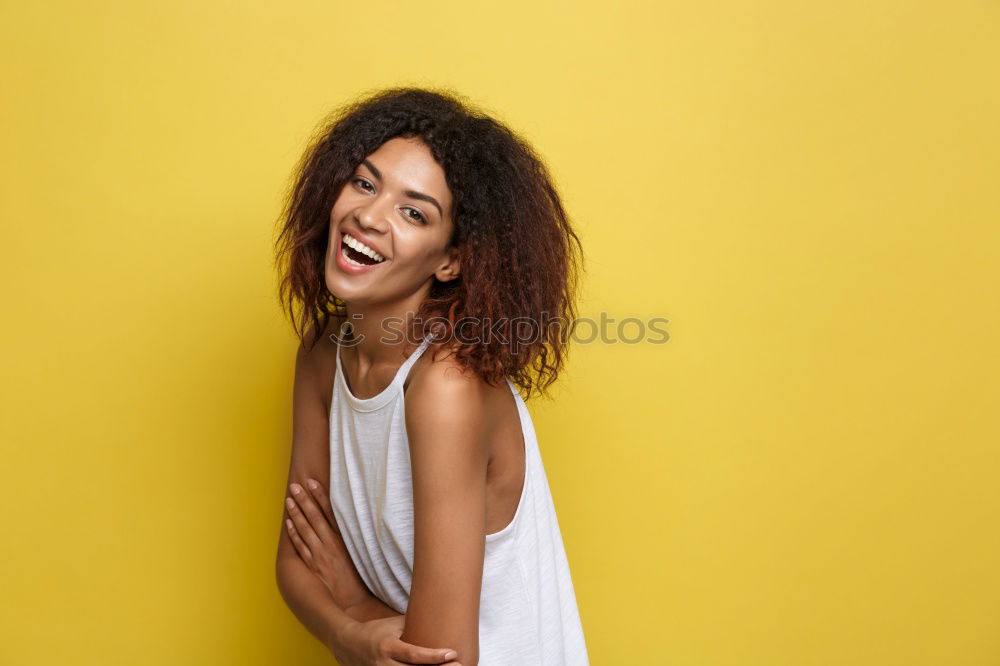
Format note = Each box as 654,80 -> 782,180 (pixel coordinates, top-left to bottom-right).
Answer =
435,246 -> 461,282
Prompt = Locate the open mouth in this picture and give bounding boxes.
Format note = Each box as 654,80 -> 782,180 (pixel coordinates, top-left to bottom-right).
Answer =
340,233 -> 386,268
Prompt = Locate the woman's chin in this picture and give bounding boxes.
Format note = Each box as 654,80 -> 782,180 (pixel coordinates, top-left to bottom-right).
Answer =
325,277 -> 374,308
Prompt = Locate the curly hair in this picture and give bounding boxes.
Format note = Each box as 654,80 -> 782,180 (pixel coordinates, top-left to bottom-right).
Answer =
272,86 -> 584,399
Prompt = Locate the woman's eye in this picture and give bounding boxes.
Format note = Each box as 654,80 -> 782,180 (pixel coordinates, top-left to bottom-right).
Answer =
402,207 -> 426,224
351,178 -> 425,224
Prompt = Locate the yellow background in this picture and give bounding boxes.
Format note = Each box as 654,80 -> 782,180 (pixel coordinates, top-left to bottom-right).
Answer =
2,1 -> 998,664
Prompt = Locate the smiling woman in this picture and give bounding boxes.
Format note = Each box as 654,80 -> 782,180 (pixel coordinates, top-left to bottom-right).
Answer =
272,87 -> 589,666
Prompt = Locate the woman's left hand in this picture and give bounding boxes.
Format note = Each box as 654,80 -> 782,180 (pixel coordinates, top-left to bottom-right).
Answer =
284,478 -> 370,607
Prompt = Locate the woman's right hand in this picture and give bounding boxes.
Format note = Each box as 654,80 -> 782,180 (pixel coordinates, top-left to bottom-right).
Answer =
334,615 -> 463,666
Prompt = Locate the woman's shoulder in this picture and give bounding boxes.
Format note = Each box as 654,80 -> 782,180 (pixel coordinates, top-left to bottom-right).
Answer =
406,340 -> 487,399
293,315 -> 344,406
404,340 -> 512,429
403,341 -> 494,469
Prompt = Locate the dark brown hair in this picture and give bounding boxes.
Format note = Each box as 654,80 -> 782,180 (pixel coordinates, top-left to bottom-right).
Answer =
273,86 -> 584,399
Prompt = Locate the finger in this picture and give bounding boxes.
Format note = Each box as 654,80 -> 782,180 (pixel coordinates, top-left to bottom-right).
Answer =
289,483 -> 336,542
285,495 -> 323,551
285,518 -> 313,564
305,478 -> 340,532
387,637 -> 459,665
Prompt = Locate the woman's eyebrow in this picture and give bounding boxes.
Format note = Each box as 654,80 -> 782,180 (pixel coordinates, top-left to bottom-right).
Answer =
362,159 -> 443,218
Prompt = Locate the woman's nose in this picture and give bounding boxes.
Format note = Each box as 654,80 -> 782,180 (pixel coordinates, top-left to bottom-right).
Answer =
356,197 -> 391,232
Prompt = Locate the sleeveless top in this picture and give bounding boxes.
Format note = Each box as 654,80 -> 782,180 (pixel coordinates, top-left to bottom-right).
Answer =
328,333 -> 590,665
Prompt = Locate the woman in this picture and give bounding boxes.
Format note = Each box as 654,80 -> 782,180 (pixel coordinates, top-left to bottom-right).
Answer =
273,87 -> 589,665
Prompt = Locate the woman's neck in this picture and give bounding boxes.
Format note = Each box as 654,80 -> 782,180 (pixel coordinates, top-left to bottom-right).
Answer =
339,302 -> 428,371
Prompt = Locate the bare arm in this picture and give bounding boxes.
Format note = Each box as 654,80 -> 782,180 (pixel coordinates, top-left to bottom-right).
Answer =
400,358 -> 491,666
345,595 -> 404,622
275,546 -> 356,651
275,336 -> 368,652
276,331 -> 461,664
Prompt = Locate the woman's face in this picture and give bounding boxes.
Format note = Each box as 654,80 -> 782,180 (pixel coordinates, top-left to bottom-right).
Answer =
325,136 -> 459,309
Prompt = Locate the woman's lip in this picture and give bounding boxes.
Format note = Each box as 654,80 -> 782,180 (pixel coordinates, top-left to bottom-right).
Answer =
335,234 -> 388,275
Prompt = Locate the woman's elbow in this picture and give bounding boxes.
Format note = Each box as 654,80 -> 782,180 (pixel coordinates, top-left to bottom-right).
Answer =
275,555 -> 292,602
274,550 -> 304,604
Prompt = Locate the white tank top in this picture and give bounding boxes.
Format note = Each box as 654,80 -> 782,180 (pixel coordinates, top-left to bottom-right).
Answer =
328,332 -> 590,665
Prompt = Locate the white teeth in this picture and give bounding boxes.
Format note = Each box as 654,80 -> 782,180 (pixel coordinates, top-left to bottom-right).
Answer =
341,246 -> 369,267
342,233 -> 385,262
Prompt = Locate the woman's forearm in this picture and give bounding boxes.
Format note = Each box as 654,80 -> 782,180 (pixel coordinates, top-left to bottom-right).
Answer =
345,595 -> 404,622
276,552 -> 359,654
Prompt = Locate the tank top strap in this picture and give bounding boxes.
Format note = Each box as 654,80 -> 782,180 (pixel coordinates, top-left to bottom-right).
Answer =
395,332 -> 435,386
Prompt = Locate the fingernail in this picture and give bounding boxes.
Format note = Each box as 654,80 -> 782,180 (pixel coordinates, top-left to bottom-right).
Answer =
290,483 -> 301,495
285,519 -> 293,529
307,479 -> 318,490
444,651 -> 457,660
285,497 -> 295,509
